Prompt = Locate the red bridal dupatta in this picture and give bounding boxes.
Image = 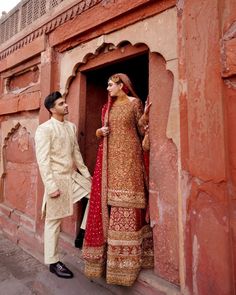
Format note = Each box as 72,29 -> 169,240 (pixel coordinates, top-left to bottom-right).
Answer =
82,99 -> 111,277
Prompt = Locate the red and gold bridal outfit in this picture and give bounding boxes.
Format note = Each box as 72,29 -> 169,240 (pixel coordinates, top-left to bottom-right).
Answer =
83,98 -> 153,286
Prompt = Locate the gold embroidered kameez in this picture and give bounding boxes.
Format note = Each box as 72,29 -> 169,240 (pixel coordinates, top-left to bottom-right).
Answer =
83,98 -> 153,286
106,98 -> 153,286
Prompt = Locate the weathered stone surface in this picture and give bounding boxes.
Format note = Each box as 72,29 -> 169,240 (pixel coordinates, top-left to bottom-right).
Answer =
0,36 -> 45,72
222,38 -> 236,77
0,97 -> 18,115
0,92 -> 40,115
149,53 -> 179,284
8,67 -> 39,91
178,0 -> 234,294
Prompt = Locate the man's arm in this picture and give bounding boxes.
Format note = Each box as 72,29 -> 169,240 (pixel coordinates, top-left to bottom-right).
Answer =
35,125 -> 59,195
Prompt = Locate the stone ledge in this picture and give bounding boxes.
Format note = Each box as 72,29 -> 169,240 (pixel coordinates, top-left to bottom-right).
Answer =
137,270 -> 181,295
0,91 -> 40,115
0,203 -> 13,217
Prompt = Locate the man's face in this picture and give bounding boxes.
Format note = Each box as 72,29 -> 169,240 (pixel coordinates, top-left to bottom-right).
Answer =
50,98 -> 69,116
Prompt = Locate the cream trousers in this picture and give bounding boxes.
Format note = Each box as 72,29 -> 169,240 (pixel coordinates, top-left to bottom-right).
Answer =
44,195 -> 89,265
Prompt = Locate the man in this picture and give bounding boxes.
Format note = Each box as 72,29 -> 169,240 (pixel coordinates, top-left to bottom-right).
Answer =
35,91 -> 91,279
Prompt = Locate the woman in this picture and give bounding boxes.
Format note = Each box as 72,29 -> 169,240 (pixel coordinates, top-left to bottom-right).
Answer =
83,73 -> 153,286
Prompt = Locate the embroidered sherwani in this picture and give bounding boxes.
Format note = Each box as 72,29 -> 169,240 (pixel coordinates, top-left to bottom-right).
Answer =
35,117 -> 91,264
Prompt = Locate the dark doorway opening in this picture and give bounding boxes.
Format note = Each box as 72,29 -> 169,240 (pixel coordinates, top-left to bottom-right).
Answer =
83,52 -> 149,174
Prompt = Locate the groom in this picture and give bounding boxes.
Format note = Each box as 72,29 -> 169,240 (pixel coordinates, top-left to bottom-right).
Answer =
35,91 -> 91,278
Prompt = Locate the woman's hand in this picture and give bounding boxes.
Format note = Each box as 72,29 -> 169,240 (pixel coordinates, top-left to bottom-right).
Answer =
139,101 -> 152,128
100,126 -> 109,136
96,126 -> 109,137
144,101 -> 152,116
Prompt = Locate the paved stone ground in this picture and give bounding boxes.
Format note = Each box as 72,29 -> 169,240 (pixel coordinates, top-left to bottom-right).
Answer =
0,233 -> 179,295
0,233 -> 149,295
0,233 -> 116,295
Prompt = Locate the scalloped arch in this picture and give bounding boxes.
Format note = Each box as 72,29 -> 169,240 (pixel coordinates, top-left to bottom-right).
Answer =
60,8 -> 179,151
60,8 -> 177,96
3,123 -> 21,147
64,41 -> 151,97
0,118 -> 38,180
0,123 -> 22,183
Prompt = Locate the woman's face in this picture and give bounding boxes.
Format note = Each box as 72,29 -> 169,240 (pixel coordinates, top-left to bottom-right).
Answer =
107,79 -> 122,97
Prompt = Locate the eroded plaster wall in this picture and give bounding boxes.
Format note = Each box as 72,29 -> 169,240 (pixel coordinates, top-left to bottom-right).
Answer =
178,0 -> 234,294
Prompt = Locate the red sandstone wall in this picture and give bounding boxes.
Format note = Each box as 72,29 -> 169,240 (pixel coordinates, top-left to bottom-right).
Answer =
220,0 -> 236,292
178,0 -> 234,294
149,53 -> 179,284
1,0 -> 236,294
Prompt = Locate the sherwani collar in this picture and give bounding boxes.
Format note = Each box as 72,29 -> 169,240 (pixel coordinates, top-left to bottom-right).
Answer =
51,117 -> 66,125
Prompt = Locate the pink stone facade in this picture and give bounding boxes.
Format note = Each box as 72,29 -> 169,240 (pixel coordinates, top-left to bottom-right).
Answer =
0,0 -> 235,294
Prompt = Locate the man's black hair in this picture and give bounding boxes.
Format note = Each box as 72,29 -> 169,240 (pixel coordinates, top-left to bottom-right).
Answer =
44,91 -> 62,112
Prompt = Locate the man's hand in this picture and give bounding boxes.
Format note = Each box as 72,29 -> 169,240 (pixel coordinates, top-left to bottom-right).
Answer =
49,189 -> 61,198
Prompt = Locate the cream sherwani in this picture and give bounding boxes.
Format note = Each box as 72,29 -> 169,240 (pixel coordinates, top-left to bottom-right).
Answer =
35,117 -> 91,264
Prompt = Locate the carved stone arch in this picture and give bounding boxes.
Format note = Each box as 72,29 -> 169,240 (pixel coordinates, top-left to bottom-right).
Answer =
64,42 -> 118,97
0,123 -> 21,201
1,122 -> 35,182
60,8 -> 178,96
64,40 -> 150,99
0,121 -> 37,216
60,9 -> 179,149
1,123 -> 21,179
3,123 -> 32,157
63,40 -> 176,95
63,41 -> 178,156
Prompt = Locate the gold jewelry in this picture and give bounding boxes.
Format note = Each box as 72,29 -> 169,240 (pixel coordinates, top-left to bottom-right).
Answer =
110,75 -> 121,83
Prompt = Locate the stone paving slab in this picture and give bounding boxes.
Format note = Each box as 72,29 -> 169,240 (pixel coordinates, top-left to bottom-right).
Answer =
0,233 -> 179,295
0,233 -> 114,295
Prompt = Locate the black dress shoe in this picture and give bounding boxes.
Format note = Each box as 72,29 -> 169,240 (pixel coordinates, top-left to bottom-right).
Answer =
74,229 -> 85,248
49,261 -> 73,279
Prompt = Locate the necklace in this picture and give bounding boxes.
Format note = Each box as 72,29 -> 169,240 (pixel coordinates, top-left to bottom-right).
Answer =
113,95 -> 129,106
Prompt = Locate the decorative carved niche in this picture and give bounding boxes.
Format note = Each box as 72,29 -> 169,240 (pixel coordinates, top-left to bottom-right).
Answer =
6,66 -> 40,93
1,123 -> 37,217
4,124 -> 35,162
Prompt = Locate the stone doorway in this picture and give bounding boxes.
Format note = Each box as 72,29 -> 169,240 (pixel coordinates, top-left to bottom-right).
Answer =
66,42 -> 179,285
81,51 -> 149,173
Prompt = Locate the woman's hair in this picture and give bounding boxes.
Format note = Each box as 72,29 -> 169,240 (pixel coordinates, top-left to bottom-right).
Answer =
108,73 -> 138,98
44,91 -> 62,112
